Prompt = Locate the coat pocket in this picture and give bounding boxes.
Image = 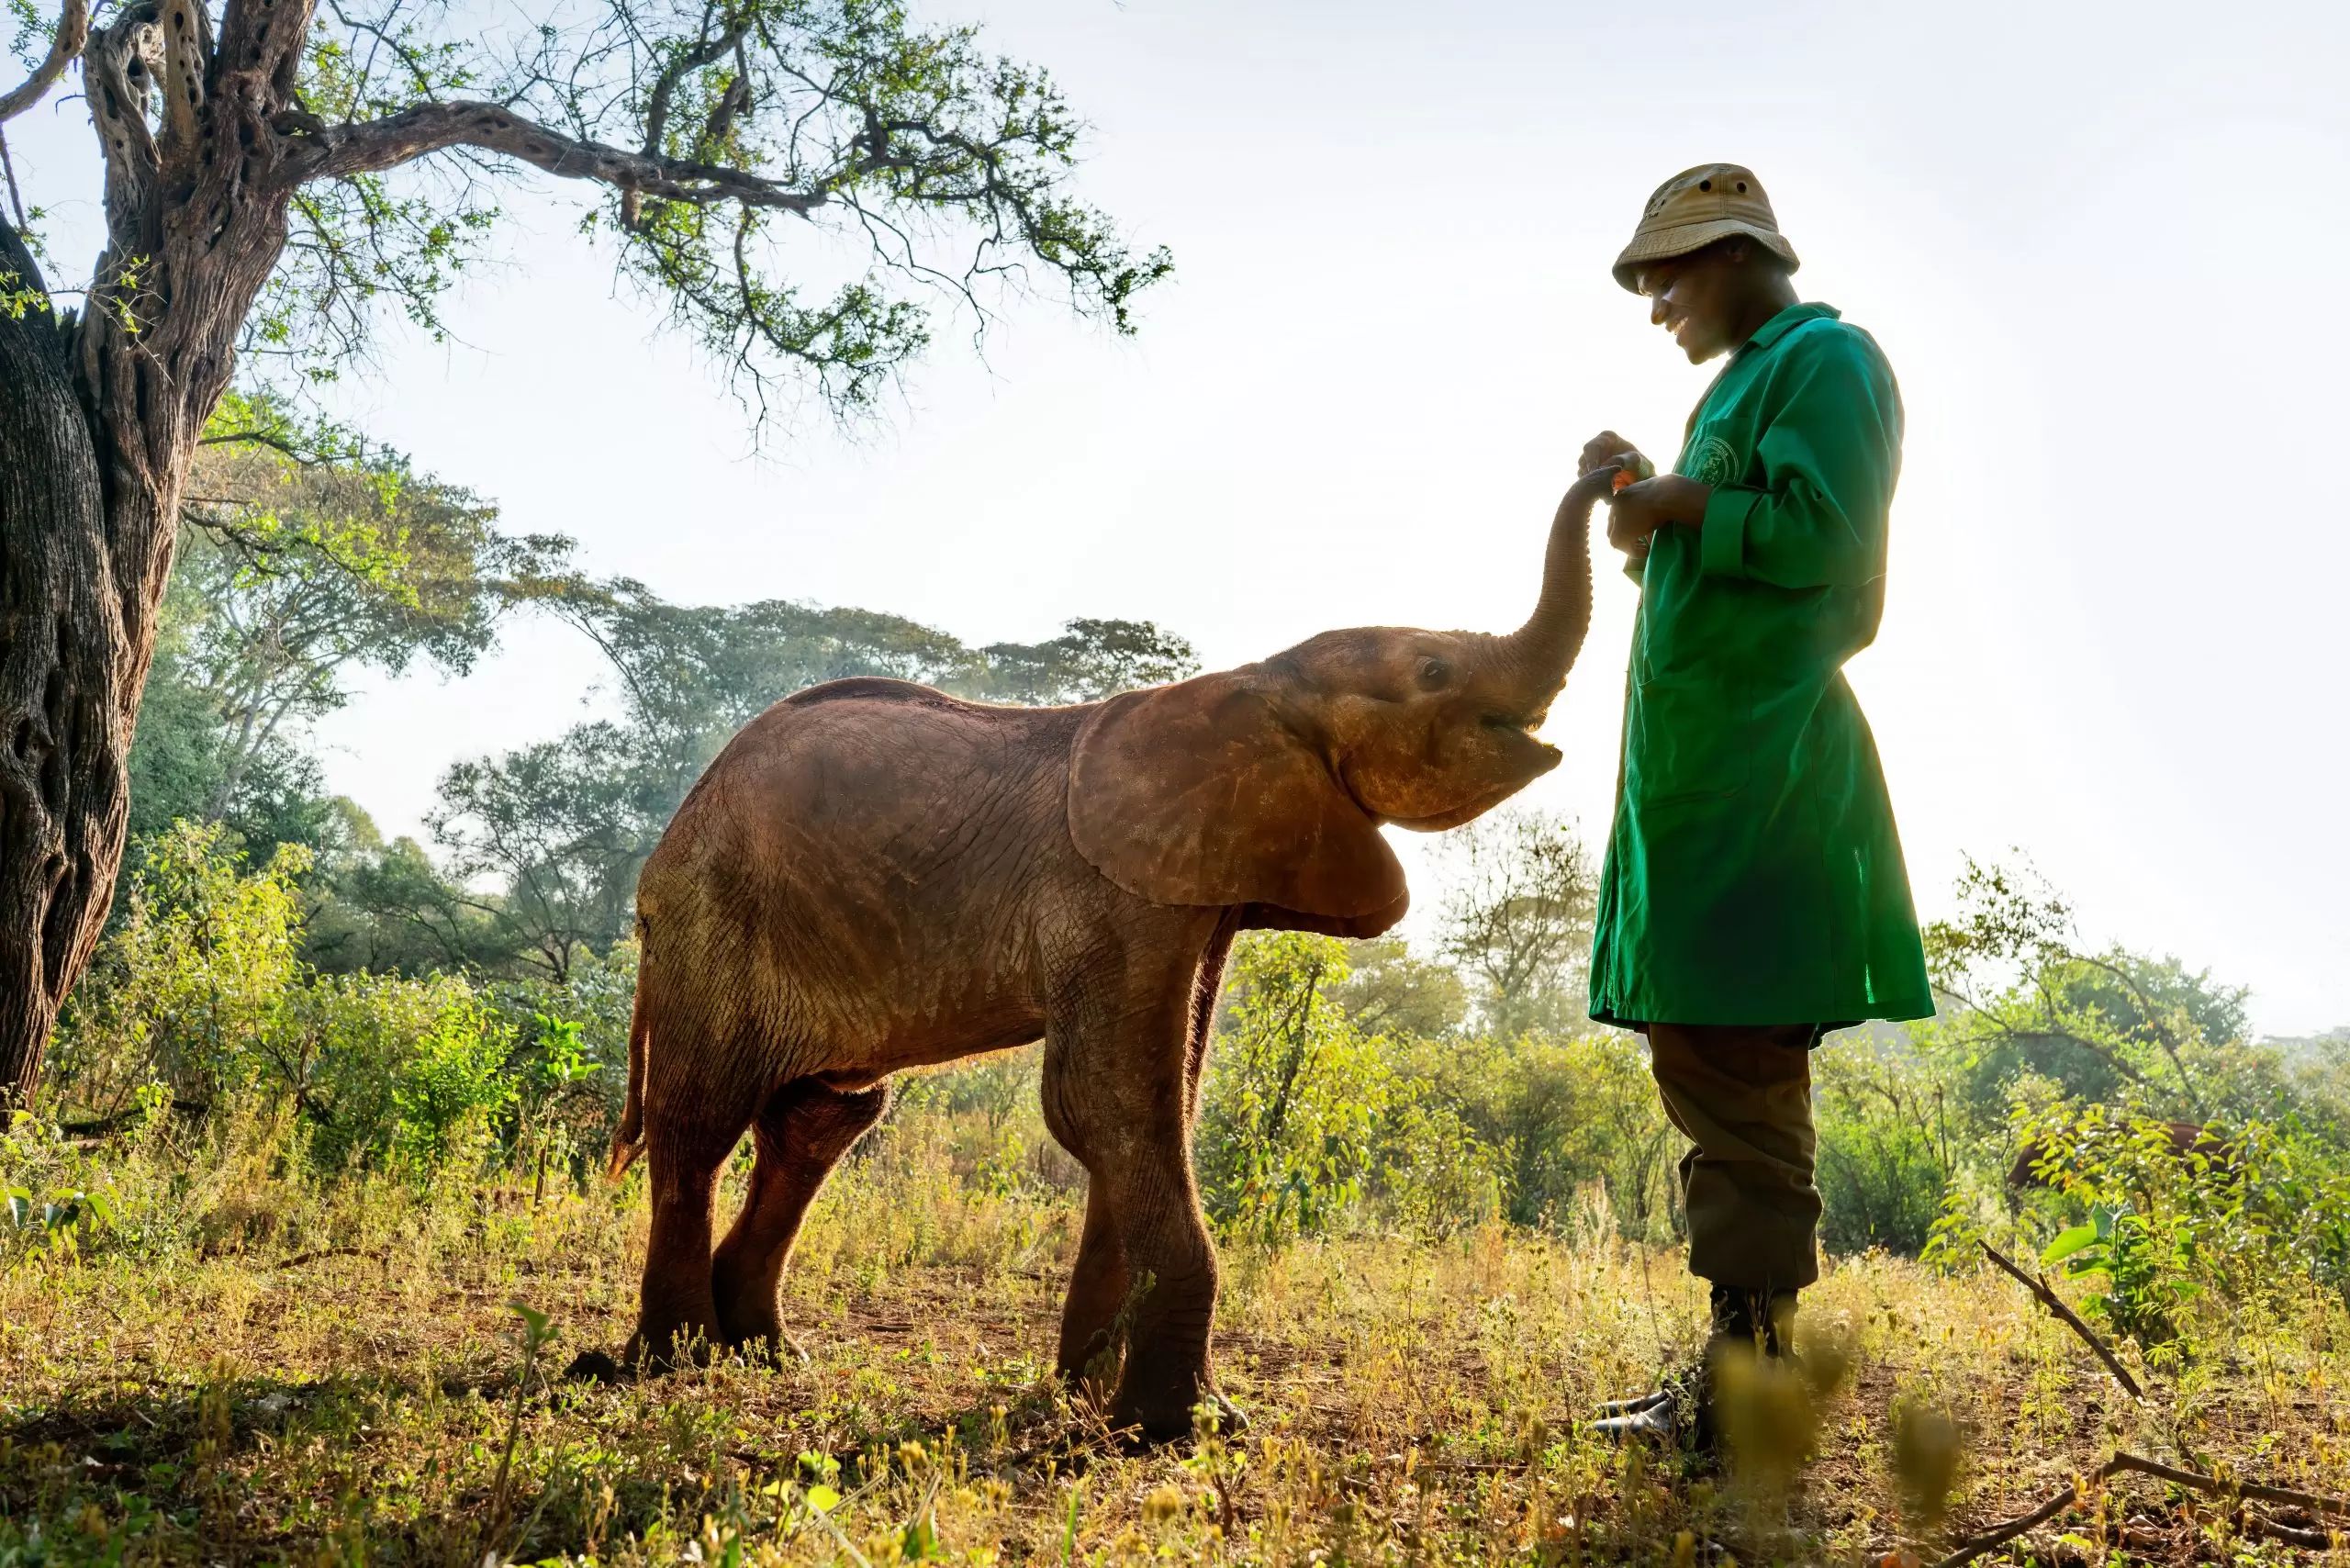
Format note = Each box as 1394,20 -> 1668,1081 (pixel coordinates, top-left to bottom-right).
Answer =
1630,671 -> 1751,804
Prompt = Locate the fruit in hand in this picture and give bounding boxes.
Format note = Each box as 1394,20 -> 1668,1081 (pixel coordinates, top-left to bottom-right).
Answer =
1611,454 -> 1656,492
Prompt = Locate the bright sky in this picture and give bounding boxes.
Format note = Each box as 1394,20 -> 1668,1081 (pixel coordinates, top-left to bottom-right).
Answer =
11,0 -> 2346,1033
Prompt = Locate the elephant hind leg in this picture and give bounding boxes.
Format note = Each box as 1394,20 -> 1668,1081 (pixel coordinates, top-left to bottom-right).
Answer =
629,1105 -> 750,1372
624,1000 -> 779,1372
711,1078 -> 890,1355
1052,1170 -> 1130,1391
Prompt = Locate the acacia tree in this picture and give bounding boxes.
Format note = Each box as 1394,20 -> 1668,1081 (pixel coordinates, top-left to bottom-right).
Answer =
176,393 -> 565,822
1438,808 -> 1597,1038
0,0 -> 1167,1100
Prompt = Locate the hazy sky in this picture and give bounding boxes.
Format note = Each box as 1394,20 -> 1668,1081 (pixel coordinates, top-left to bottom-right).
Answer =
11,0 -> 2347,1031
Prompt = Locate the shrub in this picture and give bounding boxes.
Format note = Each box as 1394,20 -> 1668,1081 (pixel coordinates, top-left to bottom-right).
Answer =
51,822 -> 310,1116
2013,1101 -> 2350,1345
50,824 -> 596,1182
389,994 -> 518,1174
1389,1029 -> 1680,1242
1812,1030 -> 1957,1257
1198,935 -> 1505,1241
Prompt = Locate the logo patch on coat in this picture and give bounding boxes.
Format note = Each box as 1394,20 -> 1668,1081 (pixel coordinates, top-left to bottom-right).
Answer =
1684,435 -> 1739,487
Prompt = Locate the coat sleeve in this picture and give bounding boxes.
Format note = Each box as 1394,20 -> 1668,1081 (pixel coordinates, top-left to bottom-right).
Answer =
1696,327 -> 1902,589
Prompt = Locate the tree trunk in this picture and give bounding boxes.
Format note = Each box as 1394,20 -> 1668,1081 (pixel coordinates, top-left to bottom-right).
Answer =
0,0 -> 320,1103
0,229 -> 135,1106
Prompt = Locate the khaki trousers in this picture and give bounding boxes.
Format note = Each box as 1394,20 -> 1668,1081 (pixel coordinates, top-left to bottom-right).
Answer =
1645,1023 -> 1822,1292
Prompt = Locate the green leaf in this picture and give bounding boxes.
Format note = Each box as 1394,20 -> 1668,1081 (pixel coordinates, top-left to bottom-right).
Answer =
508,1299 -> 551,1345
805,1483 -> 842,1514
2041,1223 -> 2100,1265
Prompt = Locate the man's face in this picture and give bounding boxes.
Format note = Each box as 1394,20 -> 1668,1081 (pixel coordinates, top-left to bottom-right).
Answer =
1634,242 -> 1751,364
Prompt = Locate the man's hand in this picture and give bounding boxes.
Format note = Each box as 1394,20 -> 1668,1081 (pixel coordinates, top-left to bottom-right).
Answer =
1579,430 -> 1647,479
1606,475 -> 1712,555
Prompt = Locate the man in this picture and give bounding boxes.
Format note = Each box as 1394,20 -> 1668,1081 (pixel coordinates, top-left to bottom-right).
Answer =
1580,164 -> 1932,1446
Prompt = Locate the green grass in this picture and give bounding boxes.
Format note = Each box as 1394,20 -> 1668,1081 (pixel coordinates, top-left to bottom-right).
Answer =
3,1096 -> 2346,1567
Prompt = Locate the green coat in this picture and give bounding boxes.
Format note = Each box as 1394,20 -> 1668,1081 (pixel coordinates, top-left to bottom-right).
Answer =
1588,303 -> 1932,1031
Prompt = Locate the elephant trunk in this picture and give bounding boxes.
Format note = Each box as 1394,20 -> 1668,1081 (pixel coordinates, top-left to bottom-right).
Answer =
1488,472 -> 1605,716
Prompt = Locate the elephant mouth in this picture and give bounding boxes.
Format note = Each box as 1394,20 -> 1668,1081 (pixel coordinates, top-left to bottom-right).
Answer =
1480,708 -> 1550,735
1383,739 -> 1562,833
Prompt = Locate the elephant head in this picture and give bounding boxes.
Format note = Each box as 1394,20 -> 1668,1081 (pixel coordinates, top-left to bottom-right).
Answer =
1069,465 -> 1615,936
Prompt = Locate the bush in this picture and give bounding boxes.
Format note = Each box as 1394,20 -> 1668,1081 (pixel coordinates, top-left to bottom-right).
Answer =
1384,1029 -> 1680,1242
388,993 -> 517,1173
1812,1030 -> 1957,1257
2009,1101 -> 2350,1345
1198,935 -> 1505,1241
51,822 -> 311,1114
50,823 -> 610,1182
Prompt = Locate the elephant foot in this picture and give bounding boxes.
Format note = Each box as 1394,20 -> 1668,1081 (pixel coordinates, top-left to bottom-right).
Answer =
713,1295 -> 798,1361
564,1348 -> 629,1383
1109,1381 -> 1239,1446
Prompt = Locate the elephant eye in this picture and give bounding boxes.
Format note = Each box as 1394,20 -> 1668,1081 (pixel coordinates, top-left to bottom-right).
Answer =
1416,657 -> 1452,691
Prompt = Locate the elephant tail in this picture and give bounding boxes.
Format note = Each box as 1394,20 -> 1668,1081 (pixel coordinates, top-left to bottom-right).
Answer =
608,941 -> 652,1180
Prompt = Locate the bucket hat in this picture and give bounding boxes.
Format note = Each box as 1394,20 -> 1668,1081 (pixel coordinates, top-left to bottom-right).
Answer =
1612,163 -> 1799,292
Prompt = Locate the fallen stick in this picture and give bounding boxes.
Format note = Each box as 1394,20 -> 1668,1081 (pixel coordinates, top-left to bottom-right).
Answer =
2243,1511 -> 2333,1551
2106,1450 -> 2350,1520
1934,1450 -> 2350,1568
1929,1480 -> 2078,1568
1979,1240 -> 2143,1399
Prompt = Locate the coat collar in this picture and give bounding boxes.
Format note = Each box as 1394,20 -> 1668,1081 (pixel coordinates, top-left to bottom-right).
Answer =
1744,301 -> 1840,353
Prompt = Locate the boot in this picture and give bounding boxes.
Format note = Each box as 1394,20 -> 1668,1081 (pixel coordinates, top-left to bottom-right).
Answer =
1715,1283 -> 1797,1358
1590,1286 -> 1797,1450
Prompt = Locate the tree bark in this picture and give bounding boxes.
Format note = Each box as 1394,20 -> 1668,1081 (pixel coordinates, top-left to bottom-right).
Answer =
0,229 -> 128,1106
0,0 -> 308,1103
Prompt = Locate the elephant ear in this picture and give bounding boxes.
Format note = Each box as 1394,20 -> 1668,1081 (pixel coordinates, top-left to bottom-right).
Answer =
1068,673 -> 1407,927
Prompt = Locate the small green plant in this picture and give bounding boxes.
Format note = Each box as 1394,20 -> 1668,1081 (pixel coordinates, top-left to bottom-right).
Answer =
1,1181 -> 116,1260
2041,1204 -> 2186,1342
390,1000 -> 517,1175
484,1299 -> 554,1553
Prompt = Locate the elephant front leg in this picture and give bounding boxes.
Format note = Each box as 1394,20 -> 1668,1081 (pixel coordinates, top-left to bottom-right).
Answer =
1044,992 -> 1224,1443
1105,1192 -> 1224,1441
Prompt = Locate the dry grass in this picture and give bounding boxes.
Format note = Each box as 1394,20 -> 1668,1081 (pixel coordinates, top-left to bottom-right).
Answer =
4,1103 -> 2347,1566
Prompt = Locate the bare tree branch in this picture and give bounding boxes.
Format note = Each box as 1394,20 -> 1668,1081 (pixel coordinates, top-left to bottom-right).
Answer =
290,99 -> 825,211
2105,1451 -> 2350,1521
1980,1239 -> 2143,1399
0,0 -> 90,127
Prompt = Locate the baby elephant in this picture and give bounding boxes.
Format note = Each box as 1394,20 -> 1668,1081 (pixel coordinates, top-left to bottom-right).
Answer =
605,466 -> 1617,1439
